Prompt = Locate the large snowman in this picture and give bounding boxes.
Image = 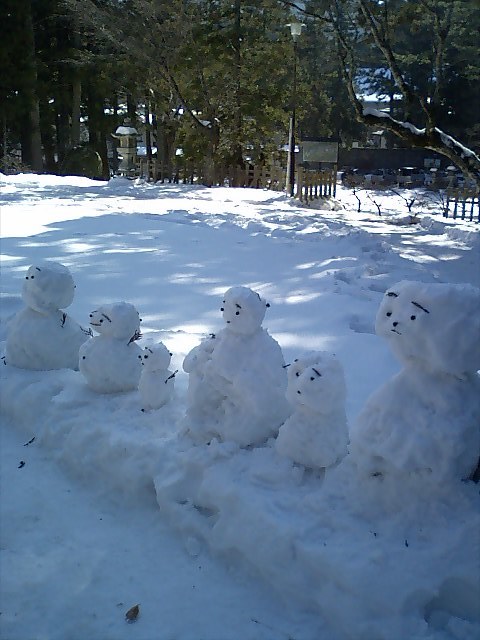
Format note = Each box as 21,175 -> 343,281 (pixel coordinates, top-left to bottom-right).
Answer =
183,286 -> 290,447
5,261 -> 89,370
138,342 -> 176,411
79,301 -> 143,393
349,280 -> 480,481
275,351 -> 349,470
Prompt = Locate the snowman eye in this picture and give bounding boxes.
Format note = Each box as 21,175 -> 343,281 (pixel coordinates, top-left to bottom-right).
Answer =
386,312 -> 392,317
144,354 -> 148,359
138,355 -> 142,359
310,376 -> 315,381
220,307 -> 224,312
410,315 -> 416,321
295,371 -> 300,377
235,311 -> 240,315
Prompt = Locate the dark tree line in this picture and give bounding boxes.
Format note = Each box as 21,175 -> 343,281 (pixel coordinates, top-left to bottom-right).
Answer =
1,0 -> 479,186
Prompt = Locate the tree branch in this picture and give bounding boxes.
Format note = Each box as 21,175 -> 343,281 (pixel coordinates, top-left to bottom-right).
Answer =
357,0 -> 428,122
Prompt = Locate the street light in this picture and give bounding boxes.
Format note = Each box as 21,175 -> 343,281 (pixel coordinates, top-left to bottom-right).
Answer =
285,18 -> 304,197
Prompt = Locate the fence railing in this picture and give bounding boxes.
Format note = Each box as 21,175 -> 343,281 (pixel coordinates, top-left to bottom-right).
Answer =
296,167 -> 337,202
444,188 -> 480,222
134,158 -> 336,202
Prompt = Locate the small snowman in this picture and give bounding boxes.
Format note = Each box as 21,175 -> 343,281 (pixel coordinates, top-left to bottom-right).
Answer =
349,280 -> 480,481
138,342 -> 177,411
183,286 -> 290,447
79,301 -> 143,393
5,261 -> 89,370
275,351 -> 349,470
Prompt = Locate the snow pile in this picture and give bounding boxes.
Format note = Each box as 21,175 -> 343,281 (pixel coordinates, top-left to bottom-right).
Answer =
2,175 -> 480,640
154,445 -> 479,640
2,275 -> 479,640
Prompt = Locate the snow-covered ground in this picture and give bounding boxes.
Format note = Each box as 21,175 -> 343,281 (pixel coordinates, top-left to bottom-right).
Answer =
1,173 -> 479,640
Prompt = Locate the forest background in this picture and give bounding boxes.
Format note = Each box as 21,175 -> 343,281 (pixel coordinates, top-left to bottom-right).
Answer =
1,0 -> 479,184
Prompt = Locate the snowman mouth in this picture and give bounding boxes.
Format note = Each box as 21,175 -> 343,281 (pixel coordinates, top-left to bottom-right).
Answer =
391,328 -> 402,335
90,322 -> 102,327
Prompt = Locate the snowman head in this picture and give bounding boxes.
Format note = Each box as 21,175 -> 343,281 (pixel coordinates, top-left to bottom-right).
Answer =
376,280 -> 480,376
220,286 -> 269,335
22,262 -> 75,314
286,351 -> 346,413
139,342 -> 172,372
88,302 -> 141,340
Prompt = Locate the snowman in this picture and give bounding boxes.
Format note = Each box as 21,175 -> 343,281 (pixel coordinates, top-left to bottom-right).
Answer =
5,261 -> 90,370
183,286 -> 290,447
79,301 -> 143,393
349,280 -> 480,481
275,351 -> 349,470
138,342 -> 177,411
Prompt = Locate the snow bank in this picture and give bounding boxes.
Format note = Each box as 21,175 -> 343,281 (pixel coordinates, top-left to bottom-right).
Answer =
1,362 -> 478,640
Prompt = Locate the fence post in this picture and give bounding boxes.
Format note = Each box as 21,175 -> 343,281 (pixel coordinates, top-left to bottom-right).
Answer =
296,167 -> 304,201
453,190 -> 459,219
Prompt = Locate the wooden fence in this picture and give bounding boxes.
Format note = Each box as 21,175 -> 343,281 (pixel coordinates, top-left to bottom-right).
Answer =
444,188 -> 480,222
135,158 -> 197,184
134,158 -> 336,202
296,167 -> 337,201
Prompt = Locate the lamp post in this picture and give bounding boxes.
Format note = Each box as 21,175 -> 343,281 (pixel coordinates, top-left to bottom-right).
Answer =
286,18 -> 304,197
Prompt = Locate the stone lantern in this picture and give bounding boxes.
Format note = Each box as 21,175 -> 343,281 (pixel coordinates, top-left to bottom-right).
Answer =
113,120 -> 138,175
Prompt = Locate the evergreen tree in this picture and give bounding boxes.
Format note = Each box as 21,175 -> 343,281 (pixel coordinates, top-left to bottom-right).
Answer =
1,0 -> 43,171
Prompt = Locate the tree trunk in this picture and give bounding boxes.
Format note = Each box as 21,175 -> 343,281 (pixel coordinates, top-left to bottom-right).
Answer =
232,0 -> 244,167
144,93 -> 152,163
87,83 -> 109,180
22,0 -> 43,172
71,76 -> 82,146
40,97 -> 56,172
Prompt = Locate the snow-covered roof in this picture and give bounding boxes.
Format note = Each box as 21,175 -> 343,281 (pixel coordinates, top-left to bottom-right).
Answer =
114,126 -> 138,136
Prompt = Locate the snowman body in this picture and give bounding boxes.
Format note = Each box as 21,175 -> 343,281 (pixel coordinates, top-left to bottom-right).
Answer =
349,281 -> 480,481
275,352 -> 348,470
79,302 -> 142,393
5,262 -> 88,370
138,343 -> 175,411
183,286 -> 289,447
